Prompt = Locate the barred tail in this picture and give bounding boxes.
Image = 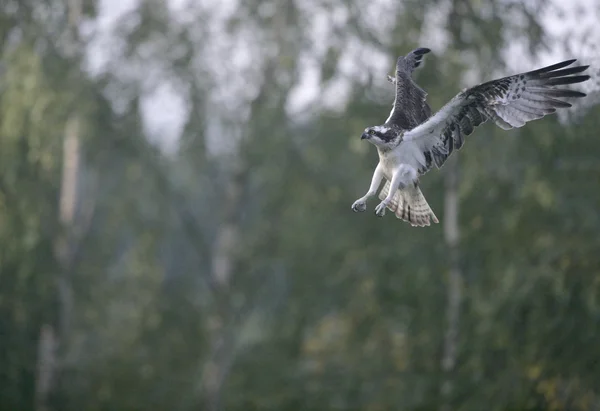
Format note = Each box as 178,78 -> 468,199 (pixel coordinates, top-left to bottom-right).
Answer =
378,181 -> 439,227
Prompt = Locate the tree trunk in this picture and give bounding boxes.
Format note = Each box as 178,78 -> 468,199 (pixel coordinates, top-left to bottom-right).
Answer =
36,2 -> 84,409
202,160 -> 245,411
200,3 -> 296,408
56,115 -> 80,339
42,114 -> 81,411
440,155 -> 462,411
35,325 -> 57,411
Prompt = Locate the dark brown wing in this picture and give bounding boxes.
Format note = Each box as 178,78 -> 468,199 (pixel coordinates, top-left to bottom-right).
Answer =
384,48 -> 432,130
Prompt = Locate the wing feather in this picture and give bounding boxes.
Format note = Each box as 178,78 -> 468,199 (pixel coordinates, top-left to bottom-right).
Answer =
403,59 -> 590,174
385,48 -> 432,129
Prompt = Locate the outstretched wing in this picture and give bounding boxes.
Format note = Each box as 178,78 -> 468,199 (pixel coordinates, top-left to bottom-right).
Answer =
402,59 -> 590,174
385,48 -> 432,130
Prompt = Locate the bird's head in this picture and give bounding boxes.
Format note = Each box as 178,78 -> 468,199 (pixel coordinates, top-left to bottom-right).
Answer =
361,125 -> 402,149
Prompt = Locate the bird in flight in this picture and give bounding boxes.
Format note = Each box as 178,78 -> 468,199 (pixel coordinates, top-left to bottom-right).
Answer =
352,48 -> 590,226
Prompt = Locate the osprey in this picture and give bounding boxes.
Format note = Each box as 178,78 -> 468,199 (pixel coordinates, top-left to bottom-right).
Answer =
352,47 -> 590,227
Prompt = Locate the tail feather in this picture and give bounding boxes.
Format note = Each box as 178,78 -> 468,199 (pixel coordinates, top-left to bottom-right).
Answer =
379,181 -> 439,227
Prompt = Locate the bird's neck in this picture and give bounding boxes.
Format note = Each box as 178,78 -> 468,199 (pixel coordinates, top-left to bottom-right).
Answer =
376,134 -> 403,155
377,146 -> 391,156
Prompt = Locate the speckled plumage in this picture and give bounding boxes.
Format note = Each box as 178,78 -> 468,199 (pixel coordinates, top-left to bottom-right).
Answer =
352,50 -> 590,227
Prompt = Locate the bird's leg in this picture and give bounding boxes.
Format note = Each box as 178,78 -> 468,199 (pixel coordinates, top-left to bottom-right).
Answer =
352,163 -> 384,212
374,167 -> 405,217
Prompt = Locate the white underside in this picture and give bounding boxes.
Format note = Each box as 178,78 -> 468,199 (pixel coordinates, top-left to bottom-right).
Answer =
379,141 -> 425,186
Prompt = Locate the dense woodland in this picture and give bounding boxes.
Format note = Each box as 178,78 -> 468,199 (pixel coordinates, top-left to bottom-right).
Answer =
1,0 -> 600,410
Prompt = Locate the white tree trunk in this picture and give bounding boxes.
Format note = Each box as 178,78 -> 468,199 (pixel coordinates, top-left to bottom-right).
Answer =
56,115 -> 80,337
440,156 -> 462,411
202,160 -> 245,411
37,2 -> 85,409
35,325 -> 57,411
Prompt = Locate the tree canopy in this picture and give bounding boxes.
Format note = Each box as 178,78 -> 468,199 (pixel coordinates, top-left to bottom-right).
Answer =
0,0 -> 599,410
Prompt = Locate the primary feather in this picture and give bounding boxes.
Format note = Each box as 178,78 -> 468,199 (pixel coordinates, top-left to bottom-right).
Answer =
402,59 -> 590,174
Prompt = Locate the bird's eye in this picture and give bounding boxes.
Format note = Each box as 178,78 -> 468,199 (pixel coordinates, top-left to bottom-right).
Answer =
369,129 -> 375,135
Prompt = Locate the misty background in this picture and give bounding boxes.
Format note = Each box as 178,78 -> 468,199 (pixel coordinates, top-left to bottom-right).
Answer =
1,0 -> 600,410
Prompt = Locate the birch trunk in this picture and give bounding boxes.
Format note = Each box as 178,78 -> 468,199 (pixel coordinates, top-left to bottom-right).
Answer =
57,115 -> 80,338
440,155 -> 462,411
202,160 -> 245,411
200,4 -> 294,408
36,2 -> 83,410
35,325 -> 57,411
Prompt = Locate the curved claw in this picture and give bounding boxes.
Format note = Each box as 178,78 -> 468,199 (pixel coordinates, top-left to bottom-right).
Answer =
374,201 -> 387,217
352,199 -> 367,212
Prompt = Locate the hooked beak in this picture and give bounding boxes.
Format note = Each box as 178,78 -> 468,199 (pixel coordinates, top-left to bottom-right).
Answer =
361,132 -> 369,140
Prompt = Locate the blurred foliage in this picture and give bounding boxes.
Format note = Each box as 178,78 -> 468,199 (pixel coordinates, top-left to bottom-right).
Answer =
0,0 -> 599,411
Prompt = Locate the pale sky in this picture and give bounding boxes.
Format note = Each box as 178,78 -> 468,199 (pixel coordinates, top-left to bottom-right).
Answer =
84,0 -> 600,154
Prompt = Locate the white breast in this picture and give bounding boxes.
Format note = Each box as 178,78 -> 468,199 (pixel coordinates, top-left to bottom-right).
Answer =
379,141 -> 426,182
